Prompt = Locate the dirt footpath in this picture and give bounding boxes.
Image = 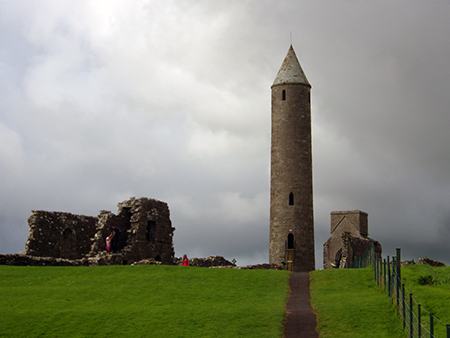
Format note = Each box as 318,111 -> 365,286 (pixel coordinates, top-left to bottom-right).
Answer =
283,272 -> 319,338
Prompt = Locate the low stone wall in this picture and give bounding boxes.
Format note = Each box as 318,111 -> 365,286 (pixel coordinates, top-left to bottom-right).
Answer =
131,259 -> 162,265
173,257 -> 281,269
238,263 -> 282,270
1,253 -> 283,269
0,254 -> 86,266
174,255 -> 235,267
401,259 -> 416,267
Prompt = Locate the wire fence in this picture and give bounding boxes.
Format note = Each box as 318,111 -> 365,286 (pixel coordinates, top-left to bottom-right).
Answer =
351,246 -> 450,338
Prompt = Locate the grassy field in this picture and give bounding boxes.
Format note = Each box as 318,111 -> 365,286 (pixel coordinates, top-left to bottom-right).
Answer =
400,264 -> 450,337
4,263 -> 449,337
310,267 -> 404,338
0,265 -> 290,337
401,264 -> 450,321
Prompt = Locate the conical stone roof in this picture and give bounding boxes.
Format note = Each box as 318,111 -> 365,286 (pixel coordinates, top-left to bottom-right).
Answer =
272,45 -> 310,87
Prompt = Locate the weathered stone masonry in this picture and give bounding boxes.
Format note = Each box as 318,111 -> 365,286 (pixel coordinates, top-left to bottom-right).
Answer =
323,210 -> 382,269
25,211 -> 97,260
24,197 -> 175,266
87,197 -> 175,266
270,45 -> 315,272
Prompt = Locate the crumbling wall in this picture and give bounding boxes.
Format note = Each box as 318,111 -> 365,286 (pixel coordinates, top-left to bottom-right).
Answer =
25,211 -> 97,259
338,232 -> 382,268
0,254 -> 86,266
21,197 -> 175,266
88,197 -> 175,265
418,257 -> 445,267
323,210 -> 382,269
173,256 -> 235,267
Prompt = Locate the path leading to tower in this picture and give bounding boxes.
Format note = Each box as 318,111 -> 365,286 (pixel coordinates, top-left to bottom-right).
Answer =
283,272 -> 319,338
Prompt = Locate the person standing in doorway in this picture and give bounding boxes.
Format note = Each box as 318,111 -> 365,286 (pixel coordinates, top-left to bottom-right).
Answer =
109,226 -> 121,253
106,236 -> 111,252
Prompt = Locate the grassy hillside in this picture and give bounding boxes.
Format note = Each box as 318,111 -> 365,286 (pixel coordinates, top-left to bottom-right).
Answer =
401,264 -> 450,320
401,264 -> 450,337
0,265 -> 290,337
310,267 -> 404,338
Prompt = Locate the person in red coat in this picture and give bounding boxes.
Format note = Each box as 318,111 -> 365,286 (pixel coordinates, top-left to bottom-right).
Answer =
182,254 -> 189,266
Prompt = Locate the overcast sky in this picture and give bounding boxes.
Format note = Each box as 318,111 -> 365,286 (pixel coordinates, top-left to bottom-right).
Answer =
1,1 -> 450,267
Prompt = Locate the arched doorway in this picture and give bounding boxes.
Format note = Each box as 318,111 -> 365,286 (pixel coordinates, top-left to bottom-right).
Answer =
334,249 -> 342,268
287,233 -> 294,249
286,233 -> 295,271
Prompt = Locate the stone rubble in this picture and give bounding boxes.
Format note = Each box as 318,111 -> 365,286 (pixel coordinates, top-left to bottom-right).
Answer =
174,255 -> 235,268
418,256 -> 445,267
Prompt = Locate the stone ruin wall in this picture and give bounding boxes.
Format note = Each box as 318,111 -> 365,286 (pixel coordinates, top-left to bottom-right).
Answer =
337,232 -> 382,268
87,197 -> 175,266
3,196 -> 264,268
22,197 -> 175,266
323,232 -> 382,269
323,210 -> 382,269
25,211 -> 97,260
3,195 -> 288,269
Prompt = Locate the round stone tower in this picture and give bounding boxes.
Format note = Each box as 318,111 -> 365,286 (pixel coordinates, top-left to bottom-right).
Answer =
269,45 -> 315,272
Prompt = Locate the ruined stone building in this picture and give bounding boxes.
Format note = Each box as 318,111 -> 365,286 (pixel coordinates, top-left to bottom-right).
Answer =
323,210 -> 382,269
269,45 -> 315,272
24,197 -> 175,265
26,211 -> 97,260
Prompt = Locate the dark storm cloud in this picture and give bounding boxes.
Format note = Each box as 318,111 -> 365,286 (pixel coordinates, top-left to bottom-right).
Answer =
1,1 -> 450,266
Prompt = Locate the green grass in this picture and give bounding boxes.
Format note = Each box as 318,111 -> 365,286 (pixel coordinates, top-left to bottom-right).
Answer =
310,267 -> 404,338
5,263 -> 447,338
401,264 -> 450,337
0,265 -> 290,337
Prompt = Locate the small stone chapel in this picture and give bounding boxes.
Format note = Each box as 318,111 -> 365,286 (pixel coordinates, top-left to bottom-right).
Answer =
323,210 -> 382,269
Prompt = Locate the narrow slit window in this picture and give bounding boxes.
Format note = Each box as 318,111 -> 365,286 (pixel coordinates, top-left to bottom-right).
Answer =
289,192 -> 294,205
282,90 -> 286,101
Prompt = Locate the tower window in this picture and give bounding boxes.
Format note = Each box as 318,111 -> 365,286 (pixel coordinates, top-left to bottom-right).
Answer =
282,90 -> 286,101
289,192 -> 294,205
